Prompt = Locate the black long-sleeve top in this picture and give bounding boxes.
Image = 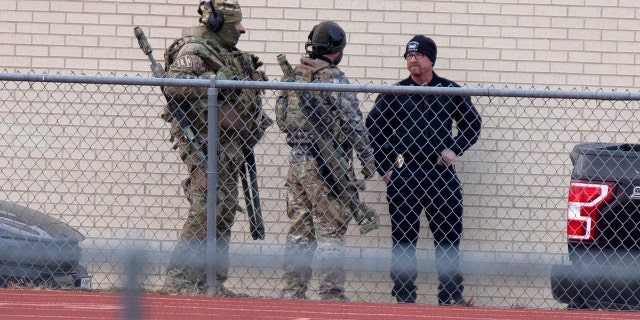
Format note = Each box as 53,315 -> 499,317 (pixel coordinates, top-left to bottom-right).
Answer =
365,72 -> 482,176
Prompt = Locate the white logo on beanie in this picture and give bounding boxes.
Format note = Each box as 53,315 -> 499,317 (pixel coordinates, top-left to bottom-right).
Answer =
407,41 -> 420,52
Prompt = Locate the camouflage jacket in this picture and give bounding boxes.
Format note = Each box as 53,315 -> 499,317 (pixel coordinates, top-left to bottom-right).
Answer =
276,57 -> 374,167
164,26 -> 268,147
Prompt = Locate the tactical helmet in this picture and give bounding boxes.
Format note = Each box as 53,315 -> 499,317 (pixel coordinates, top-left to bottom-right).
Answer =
198,0 -> 242,32
305,21 -> 347,58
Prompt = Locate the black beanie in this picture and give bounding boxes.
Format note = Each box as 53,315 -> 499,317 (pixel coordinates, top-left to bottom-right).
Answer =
404,35 -> 437,65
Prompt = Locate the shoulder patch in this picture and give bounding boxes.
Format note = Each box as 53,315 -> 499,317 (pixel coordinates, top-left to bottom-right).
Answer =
173,55 -> 194,69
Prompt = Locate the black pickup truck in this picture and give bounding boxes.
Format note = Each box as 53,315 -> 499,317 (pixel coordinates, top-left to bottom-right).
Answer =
551,143 -> 640,310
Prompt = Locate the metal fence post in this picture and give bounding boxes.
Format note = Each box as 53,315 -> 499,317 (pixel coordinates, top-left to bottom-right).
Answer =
206,75 -> 219,296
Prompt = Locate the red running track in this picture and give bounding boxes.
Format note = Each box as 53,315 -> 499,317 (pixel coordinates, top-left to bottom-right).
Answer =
1,289 -> 639,320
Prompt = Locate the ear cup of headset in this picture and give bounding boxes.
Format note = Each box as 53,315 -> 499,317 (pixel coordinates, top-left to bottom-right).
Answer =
208,10 -> 225,32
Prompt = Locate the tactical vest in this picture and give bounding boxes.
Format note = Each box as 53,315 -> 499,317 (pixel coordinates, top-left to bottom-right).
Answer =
275,59 -> 338,133
165,28 -> 268,149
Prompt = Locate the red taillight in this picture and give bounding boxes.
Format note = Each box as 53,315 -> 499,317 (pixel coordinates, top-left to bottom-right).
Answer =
566,181 -> 614,241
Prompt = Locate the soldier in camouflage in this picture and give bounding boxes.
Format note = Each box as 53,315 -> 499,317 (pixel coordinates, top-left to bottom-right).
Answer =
275,21 -> 377,301
162,0 -> 269,296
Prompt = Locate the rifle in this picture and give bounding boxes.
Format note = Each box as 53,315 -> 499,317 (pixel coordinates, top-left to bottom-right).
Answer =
135,26 -> 265,240
277,54 -> 378,234
239,150 -> 265,240
133,26 -> 201,149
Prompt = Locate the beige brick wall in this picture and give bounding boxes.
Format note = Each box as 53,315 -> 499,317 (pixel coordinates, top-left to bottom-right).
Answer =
3,0 -> 640,89
2,0 -> 639,306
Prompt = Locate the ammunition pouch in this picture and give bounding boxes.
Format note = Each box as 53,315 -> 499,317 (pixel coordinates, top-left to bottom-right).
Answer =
219,52 -> 269,148
275,91 -> 314,133
165,34 -> 270,147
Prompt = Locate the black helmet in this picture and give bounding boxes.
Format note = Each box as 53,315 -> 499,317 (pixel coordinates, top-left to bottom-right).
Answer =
305,21 -> 346,58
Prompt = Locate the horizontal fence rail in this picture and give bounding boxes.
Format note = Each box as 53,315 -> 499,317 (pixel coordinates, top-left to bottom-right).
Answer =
1,71 -> 640,310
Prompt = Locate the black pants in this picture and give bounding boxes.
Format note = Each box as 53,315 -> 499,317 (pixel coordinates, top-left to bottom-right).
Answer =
387,164 -> 464,304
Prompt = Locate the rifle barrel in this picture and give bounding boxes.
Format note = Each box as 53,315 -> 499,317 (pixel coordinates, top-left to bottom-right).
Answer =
134,26 -> 159,67
277,54 -> 294,80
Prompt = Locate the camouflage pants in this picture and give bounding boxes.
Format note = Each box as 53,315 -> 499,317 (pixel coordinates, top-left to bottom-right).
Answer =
281,160 -> 352,301
165,129 -> 243,294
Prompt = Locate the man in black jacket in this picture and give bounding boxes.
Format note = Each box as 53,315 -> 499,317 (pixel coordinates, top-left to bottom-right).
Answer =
365,35 -> 481,305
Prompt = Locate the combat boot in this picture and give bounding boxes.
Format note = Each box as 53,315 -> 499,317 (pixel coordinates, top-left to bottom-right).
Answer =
439,295 -> 475,307
163,267 -> 207,296
214,285 -> 237,297
214,285 -> 250,298
279,288 -> 309,300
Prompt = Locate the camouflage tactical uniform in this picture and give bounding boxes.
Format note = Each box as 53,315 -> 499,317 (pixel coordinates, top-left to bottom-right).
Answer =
276,55 -> 376,301
163,0 -> 269,296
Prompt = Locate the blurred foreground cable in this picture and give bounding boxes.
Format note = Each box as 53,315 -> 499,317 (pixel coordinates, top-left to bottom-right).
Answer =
123,250 -> 144,320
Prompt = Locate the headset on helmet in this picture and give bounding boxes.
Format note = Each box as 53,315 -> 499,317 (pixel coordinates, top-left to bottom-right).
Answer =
305,21 -> 346,58
198,1 -> 225,32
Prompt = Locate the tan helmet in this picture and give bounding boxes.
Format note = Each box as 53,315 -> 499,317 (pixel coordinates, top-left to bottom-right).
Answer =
305,21 -> 347,58
198,0 -> 242,32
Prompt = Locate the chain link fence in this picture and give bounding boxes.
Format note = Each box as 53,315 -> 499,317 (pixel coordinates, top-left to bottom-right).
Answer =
1,71 -> 640,310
